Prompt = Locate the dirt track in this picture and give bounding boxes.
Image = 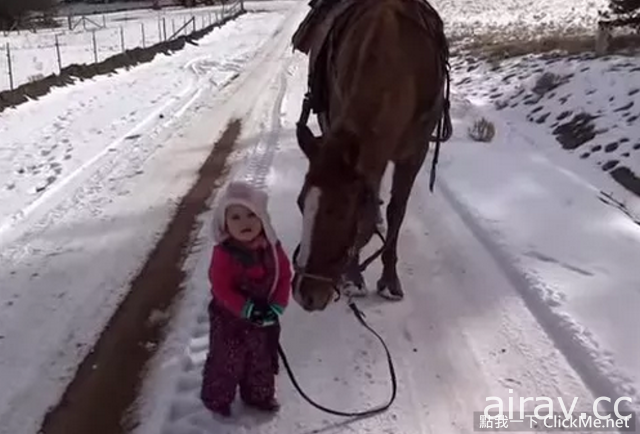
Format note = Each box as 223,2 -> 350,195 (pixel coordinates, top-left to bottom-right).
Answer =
39,119 -> 242,434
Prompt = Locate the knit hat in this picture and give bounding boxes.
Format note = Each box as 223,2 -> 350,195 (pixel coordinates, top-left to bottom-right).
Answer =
210,180 -> 278,245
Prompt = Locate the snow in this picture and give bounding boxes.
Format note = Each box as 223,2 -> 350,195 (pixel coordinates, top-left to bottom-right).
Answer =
451,53 -> 640,217
434,0 -> 608,42
133,41 -> 598,434
56,0 -> 178,16
439,101 -> 640,404
1,0 -> 640,432
436,52 -> 640,416
0,5 -> 274,245
132,3 -> 640,434
0,3 -> 233,91
0,6 -> 294,434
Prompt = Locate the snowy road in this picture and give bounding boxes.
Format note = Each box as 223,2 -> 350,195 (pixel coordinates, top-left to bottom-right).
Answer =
1,0 -> 638,433
134,21 -> 611,434
0,3 -> 302,433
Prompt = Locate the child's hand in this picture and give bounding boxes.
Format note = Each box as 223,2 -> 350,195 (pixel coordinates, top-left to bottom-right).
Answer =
247,301 -> 281,326
269,304 -> 284,316
263,309 -> 278,324
248,304 -> 268,324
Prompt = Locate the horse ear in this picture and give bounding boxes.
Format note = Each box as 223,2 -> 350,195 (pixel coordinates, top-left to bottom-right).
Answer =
296,123 -> 320,160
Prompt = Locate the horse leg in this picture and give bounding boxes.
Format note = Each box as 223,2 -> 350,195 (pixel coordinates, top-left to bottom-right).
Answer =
377,201 -> 385,233
377,151 -> 427,300
339,253 -> 368,297
340,194 -> 384,297
375,181 -> 386,236
340,171 -> 386,297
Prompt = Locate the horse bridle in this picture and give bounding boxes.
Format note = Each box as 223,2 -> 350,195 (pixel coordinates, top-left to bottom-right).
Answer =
292,183 -> 387,300
292,242 -> 346,301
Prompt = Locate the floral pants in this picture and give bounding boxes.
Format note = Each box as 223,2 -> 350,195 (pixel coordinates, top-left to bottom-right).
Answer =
201,301 -> 278,410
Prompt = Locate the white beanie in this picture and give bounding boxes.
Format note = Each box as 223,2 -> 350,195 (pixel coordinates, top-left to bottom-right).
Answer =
210,180 -> 278,246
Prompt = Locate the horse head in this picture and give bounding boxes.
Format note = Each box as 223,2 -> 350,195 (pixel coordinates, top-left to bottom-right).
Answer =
292,124 -> 379,311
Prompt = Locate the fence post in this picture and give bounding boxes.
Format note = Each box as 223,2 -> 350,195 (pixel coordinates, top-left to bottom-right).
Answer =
92,30 -> 98,63
6,42 -> 14,90
55,35 -> 62,73
192,16 -> 196,33
120,27 -> 125,52
141,23 -> 146,48
162,17 -> 167,41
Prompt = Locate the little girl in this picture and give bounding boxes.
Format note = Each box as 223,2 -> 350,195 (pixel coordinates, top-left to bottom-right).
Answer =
200,180 -> 292,417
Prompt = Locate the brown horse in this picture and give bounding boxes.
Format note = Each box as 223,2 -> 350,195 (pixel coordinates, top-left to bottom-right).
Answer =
291,0 -> 451,311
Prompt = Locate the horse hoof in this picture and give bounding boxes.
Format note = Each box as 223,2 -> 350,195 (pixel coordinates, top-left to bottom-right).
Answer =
376,279 -> 403,301
377,287 -> 403,300
340,280 -> 368,297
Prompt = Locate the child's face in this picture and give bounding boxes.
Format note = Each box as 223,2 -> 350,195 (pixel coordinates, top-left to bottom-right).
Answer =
225,204 -> 263,243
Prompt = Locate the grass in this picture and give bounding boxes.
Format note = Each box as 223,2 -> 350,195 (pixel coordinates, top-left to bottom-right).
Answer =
450,28 -> 640,61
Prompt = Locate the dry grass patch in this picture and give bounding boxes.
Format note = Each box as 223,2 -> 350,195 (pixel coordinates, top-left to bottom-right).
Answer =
468,117 -> 496,142
452,30 -> 640,61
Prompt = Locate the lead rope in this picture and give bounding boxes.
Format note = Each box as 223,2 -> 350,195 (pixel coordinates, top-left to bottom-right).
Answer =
278,299 -> 397,417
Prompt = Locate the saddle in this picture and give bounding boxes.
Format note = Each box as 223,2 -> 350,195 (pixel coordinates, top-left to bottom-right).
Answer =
292,0 -> 452,191
292,0 -> 360,118
292,0 -> 346,55
291,0 -> 449,121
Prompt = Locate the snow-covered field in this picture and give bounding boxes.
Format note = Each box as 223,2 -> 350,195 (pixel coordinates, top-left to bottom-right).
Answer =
433,0 -> 608,42
451,53 -> 640,216
435,47 -> 640,421
56,0 -> 177,16
0,2 -> 238,91
1,0 -> 639,433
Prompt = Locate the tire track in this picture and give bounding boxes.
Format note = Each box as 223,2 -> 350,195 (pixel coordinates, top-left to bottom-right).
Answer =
38,119 -> 242,434
236,61 -> 290,191
150,43 -> 294,434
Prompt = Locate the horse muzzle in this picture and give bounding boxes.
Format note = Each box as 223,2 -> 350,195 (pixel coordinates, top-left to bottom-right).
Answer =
292,244 -> 339,311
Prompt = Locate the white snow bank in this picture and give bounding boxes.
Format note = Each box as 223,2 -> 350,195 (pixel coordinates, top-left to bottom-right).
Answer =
0,3 -> 237,91
0,8 -> 280,243
451,53 -> 640,219
434,0 -> 607,40
133,43 -> 602,434
439,86 -> 640,414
